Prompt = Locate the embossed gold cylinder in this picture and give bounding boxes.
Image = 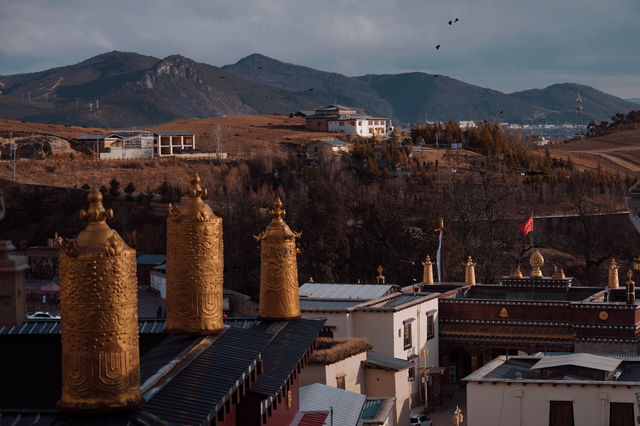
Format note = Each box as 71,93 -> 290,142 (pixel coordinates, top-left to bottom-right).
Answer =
58,188 -> 142,412
256,198 -> 301,320
166,174 -> 224,334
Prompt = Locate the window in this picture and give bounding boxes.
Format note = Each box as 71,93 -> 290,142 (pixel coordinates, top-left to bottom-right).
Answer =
358,121 -> 362,126
408,366 -> 415,381
403,321 -> 412,349
549,401 -> 574,426
427,312 -> 435,340
336,375 -> 345,390
610,402 -> 634,426
124,138 -> 141,149
319,326 -> 335,338
339,122 -> 344,127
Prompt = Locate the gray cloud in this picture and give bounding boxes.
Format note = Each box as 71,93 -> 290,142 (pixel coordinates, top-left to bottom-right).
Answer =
0,0 -> 638,97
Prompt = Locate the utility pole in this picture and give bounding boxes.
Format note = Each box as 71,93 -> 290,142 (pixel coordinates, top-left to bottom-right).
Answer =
10,132 -> 16,181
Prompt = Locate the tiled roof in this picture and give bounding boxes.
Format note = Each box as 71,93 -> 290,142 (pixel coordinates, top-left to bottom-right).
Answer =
363,351 -> 414,371
293,411 -> 330,426
139,327 -> 271,425
249,319 -> 326,398
299,283 -> 397,300
299,383 -> 366,426
300,299 -> 364,311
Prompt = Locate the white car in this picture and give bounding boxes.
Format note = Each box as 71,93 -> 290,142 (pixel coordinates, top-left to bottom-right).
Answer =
27,311 -> 60,320
409,413 -> 432,426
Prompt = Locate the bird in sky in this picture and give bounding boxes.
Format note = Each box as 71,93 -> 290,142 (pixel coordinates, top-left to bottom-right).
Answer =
308,88 -> 314,91
435,44 -> 440,50
448,20 -> 452,25
500,110 -> 504,114
219,76 -> 225,79
257,66 -> 263,69
455,18 -> 459,23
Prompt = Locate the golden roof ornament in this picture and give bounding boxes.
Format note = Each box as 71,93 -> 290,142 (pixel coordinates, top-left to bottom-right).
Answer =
509,264 -> 523,279
422,255 -> 434,285
529,249 -> 544,278
58,187 -> 142,412
627,269 -> 636,304
552,264 -> 565,279
166,174 -> 224,334
464,256 -> 476,285
608,258 -> 620,289
255,198 -> 301,320
376,265 -> 385,284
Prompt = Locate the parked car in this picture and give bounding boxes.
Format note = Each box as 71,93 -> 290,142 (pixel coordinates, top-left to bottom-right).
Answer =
27,311 -> 60,320
409,413 -> 432,426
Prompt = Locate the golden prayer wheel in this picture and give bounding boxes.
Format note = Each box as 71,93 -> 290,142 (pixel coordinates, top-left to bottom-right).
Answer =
58,188 -> 142,412
464,256 -> 476,285
422,255 -> 434,285
166,174 -> 224,334
256,198 -> 301,320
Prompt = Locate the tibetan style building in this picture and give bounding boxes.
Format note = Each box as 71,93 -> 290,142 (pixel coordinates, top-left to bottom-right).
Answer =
409,250 -> 640,382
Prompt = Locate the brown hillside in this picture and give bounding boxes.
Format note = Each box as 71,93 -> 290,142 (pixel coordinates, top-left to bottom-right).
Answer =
549,128 -> 640,174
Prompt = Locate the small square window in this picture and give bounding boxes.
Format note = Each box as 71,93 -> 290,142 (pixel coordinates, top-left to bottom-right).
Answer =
336,375 -> 345,390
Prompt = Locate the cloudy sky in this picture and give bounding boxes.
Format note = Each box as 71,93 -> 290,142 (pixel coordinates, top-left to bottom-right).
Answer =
1,0 -> 638,98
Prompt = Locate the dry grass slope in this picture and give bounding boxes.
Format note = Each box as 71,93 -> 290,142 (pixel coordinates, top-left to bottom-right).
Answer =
310,337 -> 372,364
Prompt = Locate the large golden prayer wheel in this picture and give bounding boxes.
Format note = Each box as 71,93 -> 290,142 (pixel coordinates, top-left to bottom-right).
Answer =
256,198 -> 301,320
166,174 -> 225,334
58,188 -> 142,412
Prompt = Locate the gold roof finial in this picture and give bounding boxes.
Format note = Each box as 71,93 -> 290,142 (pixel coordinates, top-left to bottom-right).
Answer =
509,264 -> 523,279
608,258 -> 620,289
376,265 -> 385,284
626,270 -> 636,304
422,255 -> 434,285
308,276 -> 314,283
58,187 -> 141,411
464,256 -> 476,285
552,264 -> 565,279
166,174 -> 224,335
257,198 -> 301,320
79,187 -> 114,224
184,173 -> 207,199
529,249 -> 544,278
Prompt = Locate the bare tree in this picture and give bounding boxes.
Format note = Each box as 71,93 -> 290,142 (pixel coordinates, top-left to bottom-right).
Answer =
210,124 -> 229,164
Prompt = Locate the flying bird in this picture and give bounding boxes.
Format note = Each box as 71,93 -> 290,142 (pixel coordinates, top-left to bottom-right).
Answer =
455,18 -> 459,23
500,110 -> 504,114
448,20 -> 452,25
219,76 -> 225,79
257,66 -> 263,69
435,44 -> 440,50
308,88 -> 314,91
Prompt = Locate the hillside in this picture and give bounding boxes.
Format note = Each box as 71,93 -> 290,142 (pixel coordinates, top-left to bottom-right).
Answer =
549,128 -> 640,173
357,72 -> 545,124
511,83 -> 638,124
0,52 -> 354,128
221,54 -> 392,118
1,51 -> 637,128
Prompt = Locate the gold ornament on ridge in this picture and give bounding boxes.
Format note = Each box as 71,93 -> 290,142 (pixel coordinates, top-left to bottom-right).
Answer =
255,198 -> 301,320
58,187 -> 142,412
166,174 -> 225,334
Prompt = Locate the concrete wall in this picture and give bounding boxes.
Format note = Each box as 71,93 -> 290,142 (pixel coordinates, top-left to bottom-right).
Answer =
467,381 -> 640,426
365,368 -> 411,426
352,311 -> 395,356
150,271 -> 166,299
100,147 -> 154,159
299,352 -> 367,394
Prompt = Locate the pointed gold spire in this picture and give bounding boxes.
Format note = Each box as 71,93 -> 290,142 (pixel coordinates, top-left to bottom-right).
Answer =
59,187 -> 142,412
256,198 -> 301,320
376,265 -> 385,284
166,173 -> 224,334
422,255 -> 434,285
464,256 -> 476,285
529,249 -> 544,278
608,258 -> 620,289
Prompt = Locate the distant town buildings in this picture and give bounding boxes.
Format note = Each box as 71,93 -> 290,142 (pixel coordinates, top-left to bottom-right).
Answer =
76,130 -> 196,159
304,105 -> 389,137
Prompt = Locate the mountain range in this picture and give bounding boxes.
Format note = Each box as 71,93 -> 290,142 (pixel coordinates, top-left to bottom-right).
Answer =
0,51 -> 636,128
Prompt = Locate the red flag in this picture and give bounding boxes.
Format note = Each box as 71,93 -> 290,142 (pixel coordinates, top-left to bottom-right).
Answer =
519,216 -> 533,235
